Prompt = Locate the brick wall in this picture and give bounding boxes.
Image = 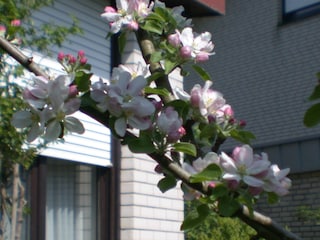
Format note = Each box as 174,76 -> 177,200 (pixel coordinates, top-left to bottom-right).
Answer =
256,171 -> 320,239
120,33 -> 184,240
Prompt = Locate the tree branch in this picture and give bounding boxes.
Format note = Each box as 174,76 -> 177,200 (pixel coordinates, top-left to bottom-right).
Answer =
0,35 -> 303,240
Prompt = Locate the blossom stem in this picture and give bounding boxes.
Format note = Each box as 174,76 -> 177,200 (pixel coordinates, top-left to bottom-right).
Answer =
135,29 -> 175,103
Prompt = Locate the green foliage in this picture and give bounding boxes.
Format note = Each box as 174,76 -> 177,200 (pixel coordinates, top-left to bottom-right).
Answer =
172,142 -> 196,157
185,201 -> 258,240
189,164 -> 221,183
157,175 -> 177,193
296,205 -> 320,224
304,73 -> 320,127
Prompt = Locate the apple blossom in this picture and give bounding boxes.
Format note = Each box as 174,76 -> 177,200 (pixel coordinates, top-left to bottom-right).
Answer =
190,81 -> 226,118
263,165 -> 291,196
220,145 -> 271,188
177,27 -> 214,62
90,68 -> 155,137
156,107 -> 185,142
11,75 -> 84,142
101,0 -> 153,34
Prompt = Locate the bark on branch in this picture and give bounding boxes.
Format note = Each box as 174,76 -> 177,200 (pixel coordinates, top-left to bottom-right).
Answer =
0,35 -> 303,240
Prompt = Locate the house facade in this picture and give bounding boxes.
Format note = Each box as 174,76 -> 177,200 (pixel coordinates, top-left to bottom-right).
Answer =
184,0 -> 320,239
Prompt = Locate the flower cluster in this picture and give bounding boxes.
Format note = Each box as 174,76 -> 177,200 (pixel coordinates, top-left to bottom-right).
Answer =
168,27 -> 215,62
57,50 -> 88,73
183,145 -> 291,200
220,145 -> 291,196
176,80 -> 245,137
101,0 -> 154,33
91,67 -> 155,137
11,75 -> 84,142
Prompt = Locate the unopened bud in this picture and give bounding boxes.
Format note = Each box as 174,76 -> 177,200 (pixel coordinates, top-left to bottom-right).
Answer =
195,52 -> 209,62
104,6 -> 116,13
168,33 -> 180,47
10,19 -> 21,27
180,46 -> 192,59
57,52 -> 65,61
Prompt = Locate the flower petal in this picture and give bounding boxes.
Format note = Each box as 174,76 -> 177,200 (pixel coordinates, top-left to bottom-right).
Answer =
114,117 -> 126,137
65,117 -> 85,134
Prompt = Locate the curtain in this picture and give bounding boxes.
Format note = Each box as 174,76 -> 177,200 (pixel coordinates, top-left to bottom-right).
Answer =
46,159 -> 97,240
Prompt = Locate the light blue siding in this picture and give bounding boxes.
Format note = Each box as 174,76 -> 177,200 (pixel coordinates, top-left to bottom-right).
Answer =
31,0 -> 112,166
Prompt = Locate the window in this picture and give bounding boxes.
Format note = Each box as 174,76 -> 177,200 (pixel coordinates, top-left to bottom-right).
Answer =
27,153 -> 120,240
283,0 -> 320,22
45,159 -> 97,240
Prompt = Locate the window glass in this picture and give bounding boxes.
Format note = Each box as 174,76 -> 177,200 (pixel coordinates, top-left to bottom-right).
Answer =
46,159 -> 97,240
285,0 -> 320,13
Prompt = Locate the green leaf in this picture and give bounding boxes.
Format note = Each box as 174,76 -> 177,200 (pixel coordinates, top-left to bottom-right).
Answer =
118,32 -> 127,54
173,142 -> 196,157
308,84 -> 320,101
192,65 -> 211,81
157,175 -> 177,193
211,184 -> 228,199
140,21 -> 163,35
150,51 -> 163,63
164,59 -> 178,74
147,72 -> 165,84
267,192 -> 279,204
181,204 -> 210,230
218,196 -> 240,217
200,123 -> 217,139
190,164 -> 222,183
127,135 -> 156,154
304,103 -> 320,127
74,71 -> 92,92
144,86 -> 170,97
230,129 -> 255,144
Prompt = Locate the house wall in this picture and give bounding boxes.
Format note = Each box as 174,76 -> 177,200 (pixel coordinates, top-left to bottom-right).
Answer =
120,33 -> 185,240
183,0 -> 320,238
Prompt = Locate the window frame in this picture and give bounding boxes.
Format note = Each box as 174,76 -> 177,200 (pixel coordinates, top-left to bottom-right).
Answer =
29,139 -> 120,240
282,0 -> 320,22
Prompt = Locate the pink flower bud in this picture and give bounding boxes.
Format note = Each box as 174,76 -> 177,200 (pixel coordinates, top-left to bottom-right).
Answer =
127,21 -> 139,31
168,33 -> 180,47
10,19 -> 21,27
0,25 -> 6,33
195,52 -> 209,62
77,50 -> 85,57
178,126 -> 186,136
57,52 -> 65,61
180,46 -> 192,59
208,182 -> 216,188
68,55 -> 77,64
239,120 -> 246,127
223,105 -> 234,117
104,6 -> 116,13
68,85 -> 78,97
154,164 -> 163,174
79,57 -> 87,65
